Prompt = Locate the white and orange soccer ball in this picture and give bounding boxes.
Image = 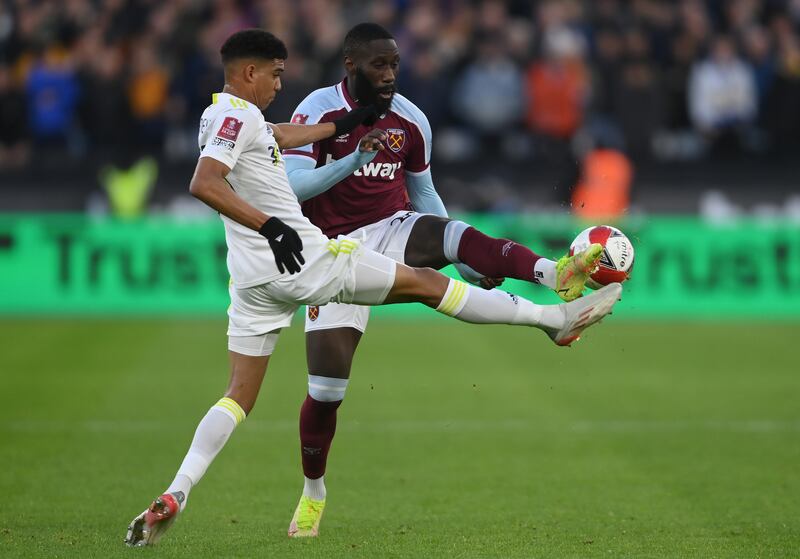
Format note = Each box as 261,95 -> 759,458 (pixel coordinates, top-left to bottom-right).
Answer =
570,225 -> 634,289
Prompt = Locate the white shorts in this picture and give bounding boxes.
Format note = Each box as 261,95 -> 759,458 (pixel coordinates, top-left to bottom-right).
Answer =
228,236 -> 397,353
305,210 -> 424,333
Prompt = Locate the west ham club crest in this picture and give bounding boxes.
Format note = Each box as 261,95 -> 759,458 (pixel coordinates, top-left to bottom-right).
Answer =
386,128 -> 405,152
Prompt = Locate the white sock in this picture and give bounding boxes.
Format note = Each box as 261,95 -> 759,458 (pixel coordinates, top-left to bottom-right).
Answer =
436,279 -> 564,331
534,258 -> 557,289
165,397 -> 246,510
303,475 -> 327,501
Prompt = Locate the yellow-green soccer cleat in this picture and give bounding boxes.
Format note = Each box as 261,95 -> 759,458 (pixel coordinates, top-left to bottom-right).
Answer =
288,495 -> 326,538
554,243 -> 604,302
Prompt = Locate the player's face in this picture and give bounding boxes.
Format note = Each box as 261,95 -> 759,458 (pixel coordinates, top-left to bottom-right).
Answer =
251,58 -> 284,110
349,39 -> 399,113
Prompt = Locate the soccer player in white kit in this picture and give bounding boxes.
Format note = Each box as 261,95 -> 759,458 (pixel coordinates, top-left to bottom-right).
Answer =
123,29 -> 622,546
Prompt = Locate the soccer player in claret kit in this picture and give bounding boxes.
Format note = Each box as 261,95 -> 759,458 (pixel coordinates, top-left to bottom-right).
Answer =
124,29 -> 621,546
281,23 -> 610,537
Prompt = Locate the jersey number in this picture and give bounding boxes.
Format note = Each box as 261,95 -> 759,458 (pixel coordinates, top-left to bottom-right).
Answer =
268,145 -> 282,167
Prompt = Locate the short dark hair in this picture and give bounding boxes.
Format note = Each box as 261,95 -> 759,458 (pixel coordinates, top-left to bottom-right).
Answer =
220,29 -> 288,64
343,23 -> 394,58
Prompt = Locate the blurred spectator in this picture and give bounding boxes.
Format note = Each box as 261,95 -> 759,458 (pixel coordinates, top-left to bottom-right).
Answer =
764,23 -> 800,153
25,48 -> 79,147
128,41 -> 170,150
452,36 -> 524,142
0,64 -> 30,169
525,27 -> 588,140
77,44 -> 131,163
525,26 -> 588,199
399,45 -> 450,131
741,26 -> 775,109
611,29 -> 664,158
664,32 -> 701,131
571,145 -> 633,221
688,35 -> 757,150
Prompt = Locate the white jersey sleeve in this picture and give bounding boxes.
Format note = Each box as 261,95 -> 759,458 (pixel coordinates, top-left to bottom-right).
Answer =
199,108 -> 261,170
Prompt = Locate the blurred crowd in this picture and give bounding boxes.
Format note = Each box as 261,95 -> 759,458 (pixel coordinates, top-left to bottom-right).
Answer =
1,0 -> 800,172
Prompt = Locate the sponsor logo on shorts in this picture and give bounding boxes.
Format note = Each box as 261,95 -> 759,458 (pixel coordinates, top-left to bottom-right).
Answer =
390,211 -> 414,226
211,136 -> 235,150
387,128 -> 405,152
217,116 -> 243,141
308,305 -> 319,321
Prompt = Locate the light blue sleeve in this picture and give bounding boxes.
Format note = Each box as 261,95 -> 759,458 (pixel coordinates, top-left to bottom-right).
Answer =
285,149 -> 377,202
405,168 -> 447,217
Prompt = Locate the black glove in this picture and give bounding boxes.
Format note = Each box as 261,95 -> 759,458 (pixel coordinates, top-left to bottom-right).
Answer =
332,104 -> 378,135
258,217 -> 305,274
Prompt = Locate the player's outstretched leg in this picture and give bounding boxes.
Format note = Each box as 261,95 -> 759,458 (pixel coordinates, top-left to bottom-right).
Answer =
407,217 -> 603,301
377,261 -> 622,347
124,349 -> 270,546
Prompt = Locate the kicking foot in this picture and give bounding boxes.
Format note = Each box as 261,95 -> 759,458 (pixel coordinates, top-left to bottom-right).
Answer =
288,495 -> 325,538
555,243 -> 603,302
547,282 -> 622,346
124,492 -> 183,547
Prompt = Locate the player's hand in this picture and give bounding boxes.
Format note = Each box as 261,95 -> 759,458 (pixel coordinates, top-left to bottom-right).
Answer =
359,129 -> 387,153
332,104 -> 379,135
258,217 -> 305,274
479,277 -> 505,289
453,262 -> 503,289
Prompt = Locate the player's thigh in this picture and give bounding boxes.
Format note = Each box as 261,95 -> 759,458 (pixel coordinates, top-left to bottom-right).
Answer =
228,282 -> 296,338
404,215 -> 450,269
305,327 -> 363,379
345,246 -> 399,306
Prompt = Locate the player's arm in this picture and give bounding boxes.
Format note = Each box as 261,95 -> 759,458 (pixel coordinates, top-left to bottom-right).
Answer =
190,157 -> 269,230
405,168 -> 447,217
189,157 -> 305,274
269,105 -> 377,149
286,129 -> 386,201
405,169 -> 493,286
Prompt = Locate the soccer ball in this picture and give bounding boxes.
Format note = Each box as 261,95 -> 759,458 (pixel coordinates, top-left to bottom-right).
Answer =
570,225 -> 634,289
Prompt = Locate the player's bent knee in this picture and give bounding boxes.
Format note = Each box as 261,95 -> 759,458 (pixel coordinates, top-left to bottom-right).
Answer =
308,374 -> 349,403
387,265 -> 448,306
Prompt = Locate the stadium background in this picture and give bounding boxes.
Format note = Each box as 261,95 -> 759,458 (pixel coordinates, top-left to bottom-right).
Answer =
1,0 -> 798,557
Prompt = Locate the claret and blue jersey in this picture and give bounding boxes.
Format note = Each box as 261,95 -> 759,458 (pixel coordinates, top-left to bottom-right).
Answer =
283,78 -> 433,237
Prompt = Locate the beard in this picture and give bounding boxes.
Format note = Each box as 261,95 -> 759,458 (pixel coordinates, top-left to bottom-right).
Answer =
353,67 -> 395,114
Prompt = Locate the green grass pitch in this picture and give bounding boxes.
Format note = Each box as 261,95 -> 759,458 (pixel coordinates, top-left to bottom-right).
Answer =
1,317 -> 798,558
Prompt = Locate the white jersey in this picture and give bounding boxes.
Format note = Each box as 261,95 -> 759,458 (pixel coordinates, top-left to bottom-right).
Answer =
198,92 -> 327,287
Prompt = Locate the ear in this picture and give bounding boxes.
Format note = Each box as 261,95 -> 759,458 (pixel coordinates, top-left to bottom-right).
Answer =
344,56 -> 355,74
243,63 -> 258,84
